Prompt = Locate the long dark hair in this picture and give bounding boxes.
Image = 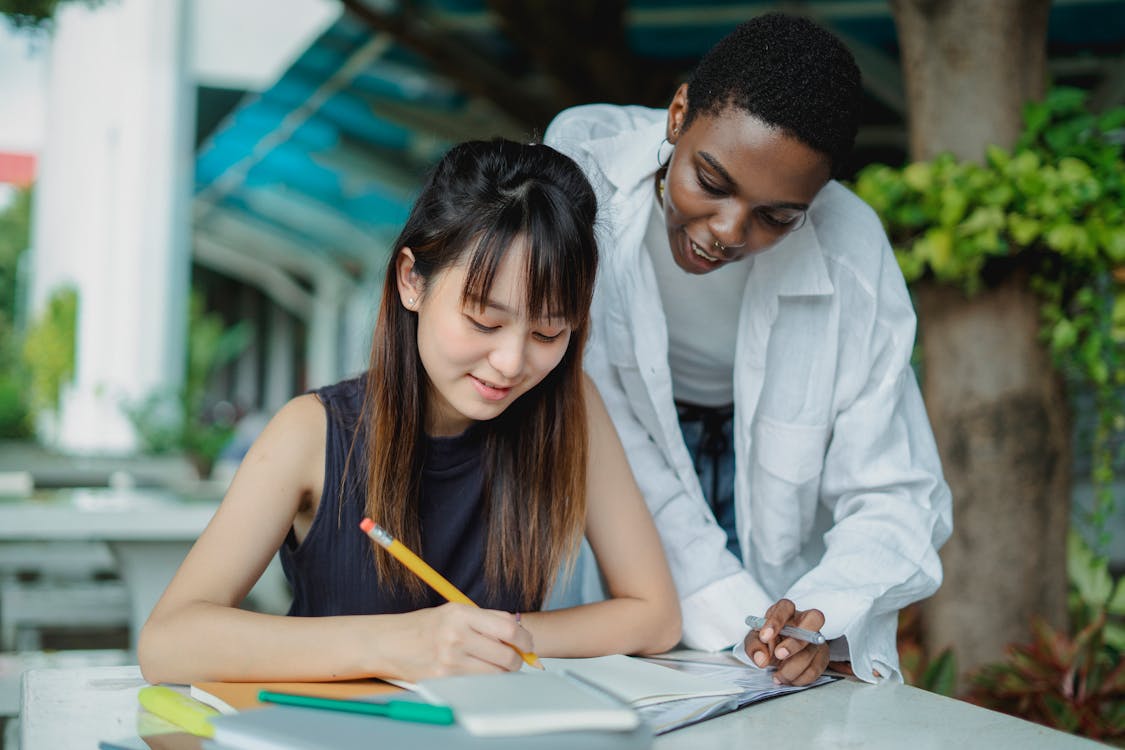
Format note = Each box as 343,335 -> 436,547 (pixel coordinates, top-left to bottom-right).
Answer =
359,139 -> 598,609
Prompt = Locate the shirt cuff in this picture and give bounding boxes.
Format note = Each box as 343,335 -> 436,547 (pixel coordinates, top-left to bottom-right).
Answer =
730,634 -> 764,670
680,571 -> 775,651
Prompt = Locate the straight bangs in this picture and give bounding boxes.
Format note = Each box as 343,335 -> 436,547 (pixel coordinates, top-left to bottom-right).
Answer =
459,184 -> 596,330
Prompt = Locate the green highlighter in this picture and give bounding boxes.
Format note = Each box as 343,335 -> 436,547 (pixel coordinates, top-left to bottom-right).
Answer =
257,690 -> 455,725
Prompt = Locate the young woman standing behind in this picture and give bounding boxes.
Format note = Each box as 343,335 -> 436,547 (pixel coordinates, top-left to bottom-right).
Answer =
546,13 -> 952,686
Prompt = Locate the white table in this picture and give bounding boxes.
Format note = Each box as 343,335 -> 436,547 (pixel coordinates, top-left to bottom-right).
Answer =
0,488 -> 221,648
20,665 -> 1103,749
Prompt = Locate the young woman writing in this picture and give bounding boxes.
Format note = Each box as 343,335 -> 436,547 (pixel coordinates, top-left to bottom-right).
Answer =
138,140 -> 680,685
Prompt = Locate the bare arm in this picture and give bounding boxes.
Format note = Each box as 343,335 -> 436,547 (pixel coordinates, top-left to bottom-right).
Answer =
520,376 -> 682,656
137,394 -> 531,684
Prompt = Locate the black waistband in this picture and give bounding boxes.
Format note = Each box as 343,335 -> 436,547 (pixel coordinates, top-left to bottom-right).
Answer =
675,400 -> 734,423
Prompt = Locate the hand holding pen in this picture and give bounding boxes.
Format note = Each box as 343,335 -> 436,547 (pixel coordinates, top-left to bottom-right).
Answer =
744,615 -> 826,645
743,598 -> 831,687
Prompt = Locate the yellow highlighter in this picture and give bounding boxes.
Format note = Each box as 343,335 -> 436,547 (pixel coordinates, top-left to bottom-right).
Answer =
138,686 -> 219,738
359,518 -> 544,670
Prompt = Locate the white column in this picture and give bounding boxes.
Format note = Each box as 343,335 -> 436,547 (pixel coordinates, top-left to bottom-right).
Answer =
342,271 -> 382,379
306,271 -> 345,389
233,285 -> 261,409
29,0 -> 194,453
263,304 -> 296,413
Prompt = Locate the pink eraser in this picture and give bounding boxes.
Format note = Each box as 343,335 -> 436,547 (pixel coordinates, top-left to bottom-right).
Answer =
359,518 -> 374,533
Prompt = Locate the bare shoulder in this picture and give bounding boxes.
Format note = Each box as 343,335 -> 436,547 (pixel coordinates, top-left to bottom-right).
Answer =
236,393 -> 327,490
581,373 -> 618,446
581,373 -> 608,415
581,371 -> 599,398
273,392 -> 328,429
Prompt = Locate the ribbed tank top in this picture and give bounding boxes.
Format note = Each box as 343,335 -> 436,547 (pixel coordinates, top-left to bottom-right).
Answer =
279,376 -> 526,616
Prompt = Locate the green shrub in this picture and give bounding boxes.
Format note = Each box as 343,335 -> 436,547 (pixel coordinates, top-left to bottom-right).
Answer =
124,291 -> 251,478
22,285 -> 77,416
965,532 -> 1125,740
853,87 -> 1125,553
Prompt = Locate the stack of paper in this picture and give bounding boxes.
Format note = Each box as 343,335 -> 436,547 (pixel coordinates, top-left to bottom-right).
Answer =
173,652 -> 834,748
411,653 -> 748,738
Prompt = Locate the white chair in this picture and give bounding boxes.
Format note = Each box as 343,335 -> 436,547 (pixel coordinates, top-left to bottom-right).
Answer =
0,541 -> 129,652
0,578 -> 130,651
0,473 -> 33,498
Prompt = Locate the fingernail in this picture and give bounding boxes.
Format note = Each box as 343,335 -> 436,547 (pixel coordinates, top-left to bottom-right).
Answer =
760,628 -> 774,640
776,647 -> 789,659
772,676 -> 781,685
753,652 -> 767,667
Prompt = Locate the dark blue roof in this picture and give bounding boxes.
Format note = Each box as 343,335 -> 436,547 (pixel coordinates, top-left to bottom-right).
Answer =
193,1 -> 1125,278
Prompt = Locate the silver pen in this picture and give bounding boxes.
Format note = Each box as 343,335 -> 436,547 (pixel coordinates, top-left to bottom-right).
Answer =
745,615 -> 826,645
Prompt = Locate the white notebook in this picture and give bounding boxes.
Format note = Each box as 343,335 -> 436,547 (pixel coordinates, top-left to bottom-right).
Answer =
413,654 -> 744,737
414,669 -> 641,737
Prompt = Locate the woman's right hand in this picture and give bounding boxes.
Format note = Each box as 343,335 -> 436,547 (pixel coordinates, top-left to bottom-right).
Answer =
381,603 -> 533,681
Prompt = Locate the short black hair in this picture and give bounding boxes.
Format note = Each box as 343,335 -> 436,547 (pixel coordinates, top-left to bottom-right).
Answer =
684,13 -> 862,177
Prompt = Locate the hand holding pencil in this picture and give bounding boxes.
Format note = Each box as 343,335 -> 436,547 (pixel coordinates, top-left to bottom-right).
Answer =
360,519 -> 544,675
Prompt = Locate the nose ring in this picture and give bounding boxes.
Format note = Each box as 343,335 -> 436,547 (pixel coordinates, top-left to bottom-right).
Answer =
712,239 -> 725,254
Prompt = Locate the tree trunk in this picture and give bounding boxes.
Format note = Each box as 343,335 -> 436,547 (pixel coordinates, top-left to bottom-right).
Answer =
914,277 -> 1071,677
890,0 -> 1051,162
889,0 -> 1067,681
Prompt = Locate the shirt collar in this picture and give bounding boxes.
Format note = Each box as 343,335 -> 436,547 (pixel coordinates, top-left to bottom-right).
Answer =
589,115 -> 668,193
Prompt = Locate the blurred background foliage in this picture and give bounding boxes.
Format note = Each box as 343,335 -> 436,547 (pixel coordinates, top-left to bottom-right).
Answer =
966,531 -> 1124,742
0,187 -> 32,437
857,84 -> 1125,741
0,0 -> 103,28
853,87 -> 1125,556
124,293 -> 252,479
898,531 -> 1124,741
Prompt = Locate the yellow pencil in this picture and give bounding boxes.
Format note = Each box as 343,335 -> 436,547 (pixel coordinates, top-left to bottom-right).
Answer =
359,518 -> 544,670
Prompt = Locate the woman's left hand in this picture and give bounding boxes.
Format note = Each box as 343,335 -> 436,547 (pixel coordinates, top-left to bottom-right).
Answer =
743,598 -> 830,686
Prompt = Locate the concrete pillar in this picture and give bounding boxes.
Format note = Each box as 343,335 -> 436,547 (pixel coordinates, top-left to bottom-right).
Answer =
306,272 -> 345,389
233,285 -> 261,410
29,0 -> 195,453
263,304 -> 296,413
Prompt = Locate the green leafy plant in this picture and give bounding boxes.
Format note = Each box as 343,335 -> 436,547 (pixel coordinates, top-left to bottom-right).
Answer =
0,0 -> 108,28
897,603 -> 958,696
965,531 -> 1125,741
0,187 -> 33,437
853,87 -> 1125,554
21,285 -> 77,416
125,292 -> 251,479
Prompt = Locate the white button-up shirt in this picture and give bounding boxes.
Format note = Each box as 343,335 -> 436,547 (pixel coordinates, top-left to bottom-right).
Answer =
546,104 -> 953,682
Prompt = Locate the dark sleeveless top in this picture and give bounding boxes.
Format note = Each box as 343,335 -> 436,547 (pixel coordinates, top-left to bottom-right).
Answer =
279,376 -> 526,616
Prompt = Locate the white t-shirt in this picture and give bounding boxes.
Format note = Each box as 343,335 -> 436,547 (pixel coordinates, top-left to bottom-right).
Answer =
645,194 -> 753,407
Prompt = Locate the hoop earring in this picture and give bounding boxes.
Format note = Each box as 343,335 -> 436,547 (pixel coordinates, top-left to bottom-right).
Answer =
657,137 -> 674,170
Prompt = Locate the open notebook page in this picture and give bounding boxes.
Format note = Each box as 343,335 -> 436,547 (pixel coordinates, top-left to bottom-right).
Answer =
537,654 -> 742,707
